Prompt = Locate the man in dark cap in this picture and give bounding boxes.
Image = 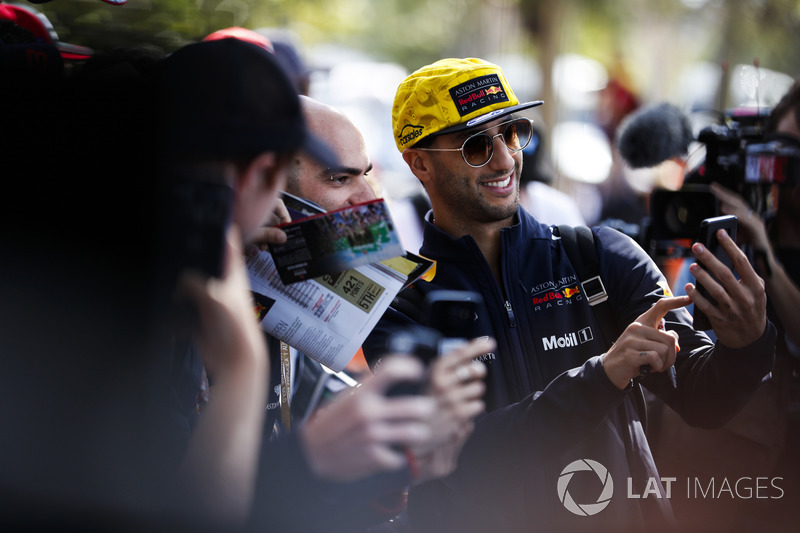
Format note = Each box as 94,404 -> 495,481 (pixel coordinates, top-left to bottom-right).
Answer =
150,37 -> 338,526
155,39 -> 488,533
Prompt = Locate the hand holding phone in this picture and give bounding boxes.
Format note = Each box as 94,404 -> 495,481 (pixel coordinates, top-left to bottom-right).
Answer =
692,215 -> 738,331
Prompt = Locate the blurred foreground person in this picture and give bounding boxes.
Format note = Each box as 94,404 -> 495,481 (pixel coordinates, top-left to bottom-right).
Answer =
0,33 -> 188,531
150,38 -> 344,528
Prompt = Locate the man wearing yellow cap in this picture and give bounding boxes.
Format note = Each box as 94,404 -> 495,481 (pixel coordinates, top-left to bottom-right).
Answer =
363,58 -> 776,532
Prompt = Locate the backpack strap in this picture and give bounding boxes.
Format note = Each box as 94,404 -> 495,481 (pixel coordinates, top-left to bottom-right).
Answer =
557,224 -> 648,433
558,224 -> 608,306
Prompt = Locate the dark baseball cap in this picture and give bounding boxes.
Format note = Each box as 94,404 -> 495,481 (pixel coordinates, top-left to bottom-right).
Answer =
154,38 -> 337,168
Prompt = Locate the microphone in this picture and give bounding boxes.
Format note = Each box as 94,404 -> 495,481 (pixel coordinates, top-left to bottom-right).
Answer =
616,102 -> 693,169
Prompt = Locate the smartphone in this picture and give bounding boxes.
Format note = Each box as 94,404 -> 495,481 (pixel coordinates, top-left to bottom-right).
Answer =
692,215 -> 738,331
157,179 -> 234,327
423,290 -> 484,354
383,325 -> 441,397
280,190 -> 325,217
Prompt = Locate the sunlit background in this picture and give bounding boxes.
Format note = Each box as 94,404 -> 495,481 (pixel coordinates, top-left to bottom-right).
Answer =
21,0 -> 800,226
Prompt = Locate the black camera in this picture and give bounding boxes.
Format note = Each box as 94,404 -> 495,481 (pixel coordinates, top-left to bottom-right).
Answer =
615,107 -> 800,260
684,108 -> 800,212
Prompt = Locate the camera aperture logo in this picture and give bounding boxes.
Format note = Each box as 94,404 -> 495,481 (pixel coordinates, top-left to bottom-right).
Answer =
558,459 -> 614,516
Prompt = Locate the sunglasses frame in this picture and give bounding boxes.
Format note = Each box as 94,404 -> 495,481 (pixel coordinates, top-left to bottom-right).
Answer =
414,117 -> 534,168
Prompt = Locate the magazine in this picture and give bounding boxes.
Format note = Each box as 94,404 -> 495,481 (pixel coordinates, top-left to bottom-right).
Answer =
248,193 -> 433,371
267,198 -> 405,285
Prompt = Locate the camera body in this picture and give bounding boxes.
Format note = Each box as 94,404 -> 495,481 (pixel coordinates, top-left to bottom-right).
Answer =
684,108 -> 800,213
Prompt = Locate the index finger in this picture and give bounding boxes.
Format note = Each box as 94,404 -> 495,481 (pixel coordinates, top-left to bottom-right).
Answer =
637,295 -> 691,328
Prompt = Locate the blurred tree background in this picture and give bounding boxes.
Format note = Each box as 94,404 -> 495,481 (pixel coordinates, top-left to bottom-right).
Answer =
21,0 -> 800,211
28,0 -> 800,117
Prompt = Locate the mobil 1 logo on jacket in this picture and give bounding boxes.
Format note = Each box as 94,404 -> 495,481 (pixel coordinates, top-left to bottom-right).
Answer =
541,326 -> 594,352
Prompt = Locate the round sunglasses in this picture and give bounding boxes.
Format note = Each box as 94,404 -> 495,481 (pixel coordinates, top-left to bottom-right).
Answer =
415,117 -> 534,168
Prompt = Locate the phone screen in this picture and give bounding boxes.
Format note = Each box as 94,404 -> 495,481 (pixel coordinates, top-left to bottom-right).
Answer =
157,178 -> 234,302
692,215 -> 738,331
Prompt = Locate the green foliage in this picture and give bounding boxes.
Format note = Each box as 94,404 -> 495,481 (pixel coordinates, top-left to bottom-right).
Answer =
26,0 -> 800,80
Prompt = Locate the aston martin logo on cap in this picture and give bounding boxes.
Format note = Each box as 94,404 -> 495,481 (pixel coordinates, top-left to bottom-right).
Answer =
449,74 -> 509,117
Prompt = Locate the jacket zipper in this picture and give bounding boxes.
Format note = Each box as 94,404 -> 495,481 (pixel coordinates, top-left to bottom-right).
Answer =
504,300 -> 516,328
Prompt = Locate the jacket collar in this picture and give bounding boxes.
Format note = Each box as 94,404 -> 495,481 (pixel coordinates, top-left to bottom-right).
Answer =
419,206 -> 552,260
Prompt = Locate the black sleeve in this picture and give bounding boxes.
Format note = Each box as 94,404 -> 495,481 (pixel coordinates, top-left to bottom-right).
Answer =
248,430 -> 414,533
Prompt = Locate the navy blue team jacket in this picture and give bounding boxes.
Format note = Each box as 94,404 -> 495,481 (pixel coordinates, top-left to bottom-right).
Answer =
363,207 -> 776,533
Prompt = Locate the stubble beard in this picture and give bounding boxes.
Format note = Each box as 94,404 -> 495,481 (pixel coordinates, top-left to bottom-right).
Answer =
432,159 -> 521,225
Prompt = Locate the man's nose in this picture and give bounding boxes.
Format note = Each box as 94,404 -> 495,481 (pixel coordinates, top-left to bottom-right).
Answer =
349,177 -> 377,204
488,133 -> 515,169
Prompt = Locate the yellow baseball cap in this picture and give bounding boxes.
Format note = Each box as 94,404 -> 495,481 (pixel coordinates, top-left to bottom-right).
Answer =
393,57 -> 543,152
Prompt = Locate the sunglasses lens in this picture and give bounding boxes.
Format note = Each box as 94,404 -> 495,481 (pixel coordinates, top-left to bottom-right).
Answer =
462,135 -> 493,166
504,119 -> 532,151
459,119 -> 533,167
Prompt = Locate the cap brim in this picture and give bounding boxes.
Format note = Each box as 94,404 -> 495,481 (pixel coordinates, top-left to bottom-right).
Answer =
435,100 -> 544,137
301,131 -> 339,169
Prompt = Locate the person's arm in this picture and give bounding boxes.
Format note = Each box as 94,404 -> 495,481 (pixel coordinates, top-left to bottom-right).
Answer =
249,430 -> 413,533
712,182 -> 800,346
587,225 -> 775,426
174,226 -> 270,524
759,248 -> 800,346
247,354 -> 443,533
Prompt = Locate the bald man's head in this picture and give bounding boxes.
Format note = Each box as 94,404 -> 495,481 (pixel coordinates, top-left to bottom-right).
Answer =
286,96 -> 377,211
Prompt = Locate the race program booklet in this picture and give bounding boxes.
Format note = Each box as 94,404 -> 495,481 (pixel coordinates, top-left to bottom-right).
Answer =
246,248 -> 434,371
267,198 -> 405,285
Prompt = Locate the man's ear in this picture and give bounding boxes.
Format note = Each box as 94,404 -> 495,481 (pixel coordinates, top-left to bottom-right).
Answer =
402,148 -> 433,187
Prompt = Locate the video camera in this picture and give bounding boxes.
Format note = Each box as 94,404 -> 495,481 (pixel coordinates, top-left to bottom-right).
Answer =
687,108 -> 800,212
611,104 -> 800,259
